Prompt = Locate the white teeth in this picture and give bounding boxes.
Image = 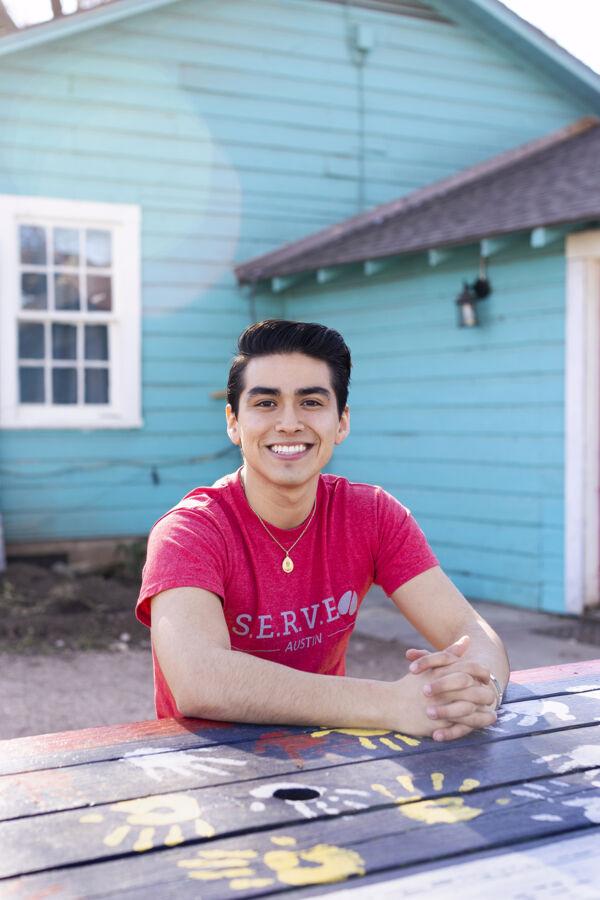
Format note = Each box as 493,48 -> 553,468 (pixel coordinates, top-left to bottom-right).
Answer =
270,444 -> 307,455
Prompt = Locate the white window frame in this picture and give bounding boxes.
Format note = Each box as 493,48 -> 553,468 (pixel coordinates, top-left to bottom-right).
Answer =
0,194 -> 142,429
565,230 -> 600,613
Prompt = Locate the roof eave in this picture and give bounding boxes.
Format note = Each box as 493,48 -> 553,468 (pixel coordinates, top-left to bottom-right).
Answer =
429,0 -> 600,113
0,0 -> 181,58
236,215 -> 600,285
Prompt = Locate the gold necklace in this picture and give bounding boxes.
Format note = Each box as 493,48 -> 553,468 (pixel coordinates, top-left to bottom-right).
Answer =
253,499 -> 317,573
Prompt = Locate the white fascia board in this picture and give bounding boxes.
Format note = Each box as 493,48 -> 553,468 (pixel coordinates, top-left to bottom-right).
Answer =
429,0 -> 600,113
565,230 -> 600,613
0,0 -> 181,59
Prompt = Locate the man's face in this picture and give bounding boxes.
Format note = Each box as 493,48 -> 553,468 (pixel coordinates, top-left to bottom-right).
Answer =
226,352 -> 350,489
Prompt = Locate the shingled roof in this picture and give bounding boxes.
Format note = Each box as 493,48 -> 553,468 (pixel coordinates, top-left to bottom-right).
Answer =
235,117 -> 600,285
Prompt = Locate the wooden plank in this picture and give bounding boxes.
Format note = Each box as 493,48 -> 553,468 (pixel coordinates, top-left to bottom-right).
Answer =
427,249 -> 453,267
2,718 -> 600,876
1,695 -> 599,822
505,667 -> 600,702
0,720 -> 284,777
511,659 -> 600,684
3,687 -> 598,823
1,675 -> 598,777
3,770 -> 599,896
322,830 -> 600,898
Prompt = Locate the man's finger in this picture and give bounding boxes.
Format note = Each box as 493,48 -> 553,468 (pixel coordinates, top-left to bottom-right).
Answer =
409,636 -> 470,674
409,648 -> 462,674
425,680 -> 496,709
432,707 -> 497,741
428,700 -> 477,719
447,634 -> 470,656
427,699 -> 496,720
423,672 -> 475,695
405,648 -> 430,661
432,723 -> 474,741
432,707 -> 498,741
422,659 -> 492,685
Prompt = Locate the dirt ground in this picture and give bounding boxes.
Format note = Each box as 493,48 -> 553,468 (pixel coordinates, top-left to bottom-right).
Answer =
0,560 -> 410,740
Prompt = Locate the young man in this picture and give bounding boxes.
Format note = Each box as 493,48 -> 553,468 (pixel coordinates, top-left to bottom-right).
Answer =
137,319 -> 509,741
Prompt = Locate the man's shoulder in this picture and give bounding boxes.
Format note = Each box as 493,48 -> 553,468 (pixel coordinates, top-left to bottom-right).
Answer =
177,470 -> 238,511
322,474 -> 408,516
321,472 -> 384,504
151,470 -> 240,534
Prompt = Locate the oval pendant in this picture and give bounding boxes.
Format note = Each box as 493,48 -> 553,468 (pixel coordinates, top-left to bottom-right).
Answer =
282,556 -> 294,574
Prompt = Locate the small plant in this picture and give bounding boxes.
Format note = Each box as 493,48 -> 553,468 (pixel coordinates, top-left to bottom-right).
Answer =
105,540 -> 147,584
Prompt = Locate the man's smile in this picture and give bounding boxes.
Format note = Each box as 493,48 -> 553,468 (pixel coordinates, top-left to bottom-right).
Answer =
267,443 -> 313,459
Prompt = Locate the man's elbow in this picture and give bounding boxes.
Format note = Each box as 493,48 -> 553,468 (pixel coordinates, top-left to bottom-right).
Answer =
170,647 -> 232,721
175,686 -> 227,721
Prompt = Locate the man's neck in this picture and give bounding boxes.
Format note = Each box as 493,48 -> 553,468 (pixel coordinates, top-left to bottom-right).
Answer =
240,465 -> 318,529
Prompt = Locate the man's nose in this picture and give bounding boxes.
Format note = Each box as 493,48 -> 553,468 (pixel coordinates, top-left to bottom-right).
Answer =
275,404 -> 304,431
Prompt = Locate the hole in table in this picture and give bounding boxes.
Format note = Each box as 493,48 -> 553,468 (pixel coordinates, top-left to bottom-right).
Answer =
273,787 -> 321,801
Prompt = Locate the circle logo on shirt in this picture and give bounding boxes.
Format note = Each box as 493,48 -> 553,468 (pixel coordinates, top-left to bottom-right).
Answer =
337,590 -> 358,616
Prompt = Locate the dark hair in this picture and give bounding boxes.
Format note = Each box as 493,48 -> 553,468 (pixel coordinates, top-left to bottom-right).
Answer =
227,319 -> 351,417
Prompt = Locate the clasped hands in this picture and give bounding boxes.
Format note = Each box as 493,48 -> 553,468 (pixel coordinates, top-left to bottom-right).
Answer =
403,634 -> 498,742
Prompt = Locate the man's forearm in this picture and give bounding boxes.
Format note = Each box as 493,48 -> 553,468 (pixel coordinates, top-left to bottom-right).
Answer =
449,612 -> 510,690
176,645 -> 398,729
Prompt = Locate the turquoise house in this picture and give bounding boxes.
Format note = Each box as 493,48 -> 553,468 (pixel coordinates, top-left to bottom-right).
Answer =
1,0 -> 599,615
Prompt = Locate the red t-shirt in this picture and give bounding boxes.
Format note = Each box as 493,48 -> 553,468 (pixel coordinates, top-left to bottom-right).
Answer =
136,468 -> 438,718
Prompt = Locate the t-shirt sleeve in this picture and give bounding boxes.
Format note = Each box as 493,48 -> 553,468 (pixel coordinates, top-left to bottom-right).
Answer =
135,506 -> 228,628
373,488 -> 438,596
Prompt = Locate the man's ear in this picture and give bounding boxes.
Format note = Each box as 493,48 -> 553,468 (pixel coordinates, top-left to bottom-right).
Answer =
225,404 -> 240,445
335,406 -> 350,445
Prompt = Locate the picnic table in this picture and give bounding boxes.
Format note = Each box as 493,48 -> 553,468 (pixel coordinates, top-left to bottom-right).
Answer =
1,660 -> 599,898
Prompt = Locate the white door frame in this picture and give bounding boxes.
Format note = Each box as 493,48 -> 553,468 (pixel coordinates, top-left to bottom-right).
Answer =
565,230 -> 600,613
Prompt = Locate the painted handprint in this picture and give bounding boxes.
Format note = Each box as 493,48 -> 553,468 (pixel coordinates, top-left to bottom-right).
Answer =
311,727 -> 420,751
249,781 -> 370,818
80,792 -> 214,851
371,770 -> 482,824
534,744 -> 600,774
178,835 -> 365,888
492,699 -> 576,730
122,746 -> 247,782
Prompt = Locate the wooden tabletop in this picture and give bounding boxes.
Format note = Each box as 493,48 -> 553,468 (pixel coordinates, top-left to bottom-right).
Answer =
1,660 -> 599,898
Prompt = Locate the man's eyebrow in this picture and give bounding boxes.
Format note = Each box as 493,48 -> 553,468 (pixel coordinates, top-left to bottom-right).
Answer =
246,386 -> 280,398
296,386 -> 331,398
245,386 -> 331,399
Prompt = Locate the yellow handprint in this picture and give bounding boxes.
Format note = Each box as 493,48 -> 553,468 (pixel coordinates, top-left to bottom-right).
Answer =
264,840 -> 365,885
80,792 -> 214,852
372,771 -> 482,825
311,727 -> 420,751
178,836 -> 365,889
179,848 -> 273,889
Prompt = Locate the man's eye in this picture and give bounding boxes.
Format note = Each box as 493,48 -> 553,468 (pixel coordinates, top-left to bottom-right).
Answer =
303,399 -> 322,407
256,400 -> 275,407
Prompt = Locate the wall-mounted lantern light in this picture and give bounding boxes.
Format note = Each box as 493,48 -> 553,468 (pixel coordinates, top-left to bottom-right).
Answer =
456,260 -> 492,327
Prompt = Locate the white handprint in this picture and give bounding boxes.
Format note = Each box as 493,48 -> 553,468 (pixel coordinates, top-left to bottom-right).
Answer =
249,782 -> 369,819
122,747 -> 247,781
492,699 -> 576,730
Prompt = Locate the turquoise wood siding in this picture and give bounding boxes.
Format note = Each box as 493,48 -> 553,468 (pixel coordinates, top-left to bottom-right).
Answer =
0,0 -> 587,556
281,238 -> 566,612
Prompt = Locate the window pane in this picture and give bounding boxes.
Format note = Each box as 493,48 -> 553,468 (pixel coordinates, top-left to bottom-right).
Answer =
52,367 -> 78,404
87,275 -> 112,311
19,367 -> 45,403
21,272 -> 47,310
85,324 -> 108,360
55,274 -> 80,310
85,368 -> 109,404
54,227 -> 79,266
86,229 -> 111,268
19,225 -> 46,265
18,322 -> 45,359
52,323 -> 77,360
